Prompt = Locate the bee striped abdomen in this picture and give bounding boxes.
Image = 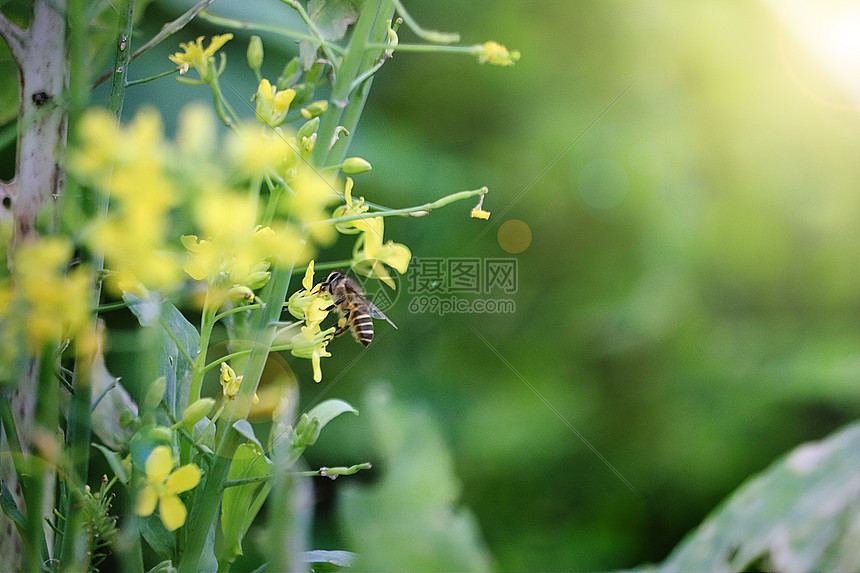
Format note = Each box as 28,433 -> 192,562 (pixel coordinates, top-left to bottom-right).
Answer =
351,312 -> 374,346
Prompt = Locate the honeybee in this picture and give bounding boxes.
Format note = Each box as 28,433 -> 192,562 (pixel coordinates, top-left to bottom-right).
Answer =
322,271 -> 397,346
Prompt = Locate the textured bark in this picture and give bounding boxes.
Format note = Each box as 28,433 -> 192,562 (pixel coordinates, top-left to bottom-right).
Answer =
0,2 -> 68,569
9,0 -> 68,243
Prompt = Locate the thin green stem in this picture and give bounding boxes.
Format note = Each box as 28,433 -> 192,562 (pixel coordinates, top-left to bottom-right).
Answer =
95,300 -> 131,313
290,259 -> 353,274
317,187 -> 488,225
189,294 -> 218,404
126,67 -> 179,86
214,303 -> 262,323
92,0 -> 216,89
390,0 -> 460,43
365,41 -> 477,54
210,74 -> 240,127
197,10 -> 344,54
280,0 -> 341,64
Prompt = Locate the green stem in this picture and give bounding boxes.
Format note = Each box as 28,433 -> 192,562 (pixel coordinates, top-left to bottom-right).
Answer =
23,345 -> 59,571
281,0 -> 341,64
326,1 -> 396,167
390,0 -> 459,43
107,0 -> 135,116
126,67 -> 179,86
198,10 -> 344,53
291,259 -> 353,274
210,74 -> 240,127
95,299 -> 132,312
214,303 -> 263,323
310,0 -> 393,167
189,294 -> 218,404
92,0 -> 217,89
318,187 -> 488,226
365,41 -> 477,54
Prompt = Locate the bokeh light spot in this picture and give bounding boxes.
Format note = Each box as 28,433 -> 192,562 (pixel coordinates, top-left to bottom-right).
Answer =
577,158 -> 629,210
498,219 -> 532,254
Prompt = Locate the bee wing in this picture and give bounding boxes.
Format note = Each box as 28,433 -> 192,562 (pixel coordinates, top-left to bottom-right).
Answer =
367,301 -> 397,329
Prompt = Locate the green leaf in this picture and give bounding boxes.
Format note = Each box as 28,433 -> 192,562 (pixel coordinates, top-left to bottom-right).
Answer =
232,419 -> 263,449
302,550 -> 357,567
660,420 -> 860,572
337,384 -> 493,571
308,0 -> 361,41
306,399 -> 359,431
299,0 -> 361,67
220,442 -> 273,562
93,443 -> 129,484
139,514 -> 175,557
125,292 -> 199,418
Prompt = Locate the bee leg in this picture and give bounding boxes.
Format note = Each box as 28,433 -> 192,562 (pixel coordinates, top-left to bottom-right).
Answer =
332,315 -> 351,337
322,297 -> 345,312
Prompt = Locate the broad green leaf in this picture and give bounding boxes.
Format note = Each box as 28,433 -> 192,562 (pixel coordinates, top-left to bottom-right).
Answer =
93,443 -> 129,484
220,442 -> 272,561
299,0 -> 361,68
306,399 -> 358,431
140,514 -> 175,557
660,420 -> 860,572
337,384 -> 493,571
125,292 -> 199,418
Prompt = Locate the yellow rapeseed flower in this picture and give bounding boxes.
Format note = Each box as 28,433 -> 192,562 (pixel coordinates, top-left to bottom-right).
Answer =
220,362 -> 259,404
135,445 -> 201,531
169,34 -> 233,81
475,41 -> 520,66
254,78 -> 296,127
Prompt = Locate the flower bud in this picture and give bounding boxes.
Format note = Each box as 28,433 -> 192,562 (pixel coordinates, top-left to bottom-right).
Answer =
278,57 -> 300,89
342,157 -> 372,174
247,35 -> 264,71
297,117 -> 320,142
245,270 -> 271,291
144,376 -> 167,410
228,285 -> 256,303
300,101 -> 328,119
148,426 -> 172,443
183,398 -> 216,427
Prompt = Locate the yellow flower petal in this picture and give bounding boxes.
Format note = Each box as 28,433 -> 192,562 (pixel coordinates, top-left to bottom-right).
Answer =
165,464 -> 202,495
134,485 -> 158,516
302,260 -> 315,291
145,445 -> 174,484
159,493 -> 188,531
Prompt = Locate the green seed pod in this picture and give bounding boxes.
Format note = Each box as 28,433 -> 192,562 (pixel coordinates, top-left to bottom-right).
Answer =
148,426 -> 173,443
183,398 -> 216,427
144,376 -> 167,410
342,157 -> 372,174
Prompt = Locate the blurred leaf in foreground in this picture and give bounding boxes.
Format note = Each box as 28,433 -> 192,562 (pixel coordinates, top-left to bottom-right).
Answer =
660,420 -> 860,573
338,384 -> 493,572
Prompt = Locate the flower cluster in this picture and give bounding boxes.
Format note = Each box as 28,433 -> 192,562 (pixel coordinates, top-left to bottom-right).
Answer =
286,261 -> 334,382
71,108 -> 183,294
0,238 -> 91,353
334,178 -> 411,289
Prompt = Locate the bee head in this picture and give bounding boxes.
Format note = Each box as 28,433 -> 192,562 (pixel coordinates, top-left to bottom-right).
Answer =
324,271 -> 344,288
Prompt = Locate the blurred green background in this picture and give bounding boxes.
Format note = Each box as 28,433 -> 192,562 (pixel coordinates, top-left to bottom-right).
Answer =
20,0 -> 860,569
